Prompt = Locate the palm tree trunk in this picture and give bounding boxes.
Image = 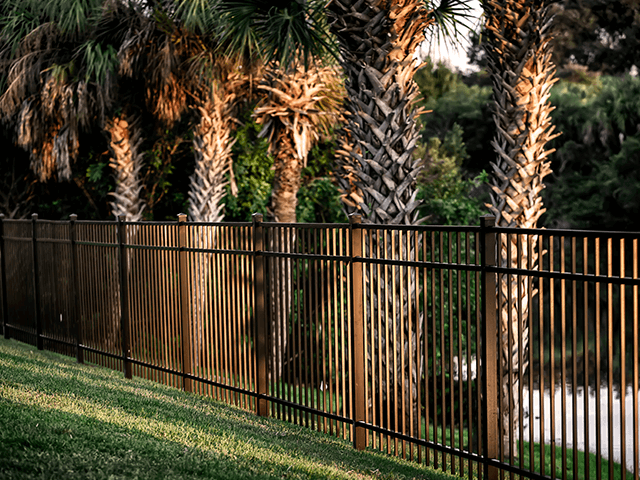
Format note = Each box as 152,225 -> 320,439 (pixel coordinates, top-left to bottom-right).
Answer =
327,0 -> 430,442
268,126 -> 301,380
188,98 -> 237,223
105,114 -> 146,221
104,113 -> 147,358
253,60 -> 341,381
271,127 -> 302,223
482,0 -> 558,456
187,92 -> 238,369
327,0 -> 428,225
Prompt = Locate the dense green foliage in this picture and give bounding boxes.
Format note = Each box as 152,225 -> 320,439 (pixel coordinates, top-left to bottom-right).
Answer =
414,61 -> 491,226
544,75 -> 640,231
552,0 -> 640,75
416,61 -> 494,176
415,58 -> 640,232
416,125 -> 489,226
223,119 -> 274,222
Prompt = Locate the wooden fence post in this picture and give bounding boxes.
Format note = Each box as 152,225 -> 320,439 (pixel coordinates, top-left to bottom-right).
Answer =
32,214 -> 43,350
480,215 -> 499,480
349,213 -> 366,451
117,215 -> 132,379
253,213 -> 269,417
0,214 -> 8,340
69,214 -> 84,364
177,214 -> 193,392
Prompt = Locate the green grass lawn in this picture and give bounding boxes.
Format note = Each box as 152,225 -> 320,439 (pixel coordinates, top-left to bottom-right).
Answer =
0,338 -> 461,480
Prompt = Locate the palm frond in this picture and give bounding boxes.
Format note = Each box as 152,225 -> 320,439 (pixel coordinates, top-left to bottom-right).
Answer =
79,40 -> 118,83
173,0 -> 217,34
217,1 -> 261,60
43,0 -> 104,37
423,0 -> 476,51
217,0 -> 337,70
0,0 -> 47,55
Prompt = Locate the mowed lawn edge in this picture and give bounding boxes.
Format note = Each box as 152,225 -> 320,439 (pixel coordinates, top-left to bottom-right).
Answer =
0,338 -> 461,480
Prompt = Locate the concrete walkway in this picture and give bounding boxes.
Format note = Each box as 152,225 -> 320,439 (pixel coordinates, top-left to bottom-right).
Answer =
521,384 -> 640,473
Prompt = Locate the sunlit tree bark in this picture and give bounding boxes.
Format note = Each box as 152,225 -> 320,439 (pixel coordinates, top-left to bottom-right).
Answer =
482,0 -> 559,456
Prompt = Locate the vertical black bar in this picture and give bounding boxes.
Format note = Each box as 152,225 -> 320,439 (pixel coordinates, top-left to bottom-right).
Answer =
0,214 -> 8,340
349,213 -> 366,451
32,214 -> 43,350
117,215 -> 132,379
480,215 -> 499,480
253,213 -> 269,417
70,214 -> 84,364
178,214 -> 193,392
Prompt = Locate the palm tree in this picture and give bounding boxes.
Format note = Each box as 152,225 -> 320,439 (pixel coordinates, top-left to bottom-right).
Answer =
326,0 -> 430,224
216,0 -> 341,224
251,59 -> 343,378
481,0 -> 559,456
324,0 -> 473,444
0,0 -> 150,221
119,2 -> 269,224
0,19 -> 109,182
253,61 -> 343,223
326,0 -> 470,225
104,112 -> 146,221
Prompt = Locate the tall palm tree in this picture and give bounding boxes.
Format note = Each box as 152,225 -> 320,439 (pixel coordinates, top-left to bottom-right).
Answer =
326,0 -> 471,225
187,58 -> 250,223
118,4 -> 257,223
481,0 -> 559,456
326,0 -> 431,224
324,0 -> 473,444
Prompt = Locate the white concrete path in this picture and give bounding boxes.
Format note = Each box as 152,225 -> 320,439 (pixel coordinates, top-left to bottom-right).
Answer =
520,385 -> 640,473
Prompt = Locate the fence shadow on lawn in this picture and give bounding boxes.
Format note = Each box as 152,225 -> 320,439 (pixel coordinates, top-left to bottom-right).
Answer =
0,338 -> 459,480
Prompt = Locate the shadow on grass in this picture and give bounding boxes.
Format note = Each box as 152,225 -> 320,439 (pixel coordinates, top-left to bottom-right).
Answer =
0,339 -> 457,480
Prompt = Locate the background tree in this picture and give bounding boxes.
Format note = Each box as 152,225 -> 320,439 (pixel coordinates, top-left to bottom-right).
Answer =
544,75 -> 640,231
0,0 -> 157,221
552,0 -> 640,74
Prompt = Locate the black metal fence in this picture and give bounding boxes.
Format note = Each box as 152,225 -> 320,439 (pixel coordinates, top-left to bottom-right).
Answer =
0,213 -> 638,480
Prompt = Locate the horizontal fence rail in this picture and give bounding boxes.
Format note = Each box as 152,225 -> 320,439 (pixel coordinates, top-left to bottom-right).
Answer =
0,213 -> 638,480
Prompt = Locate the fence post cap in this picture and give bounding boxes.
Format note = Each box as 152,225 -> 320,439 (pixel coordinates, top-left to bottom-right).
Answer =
69,214 -> 78,221
480,215 -> 496,228
348,213 -> 362,225
177,213 -> 187,222
252,213 -> 263,224
0,214 -> 4,220
117,214 -> 126,222
31,213 -> 38,220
